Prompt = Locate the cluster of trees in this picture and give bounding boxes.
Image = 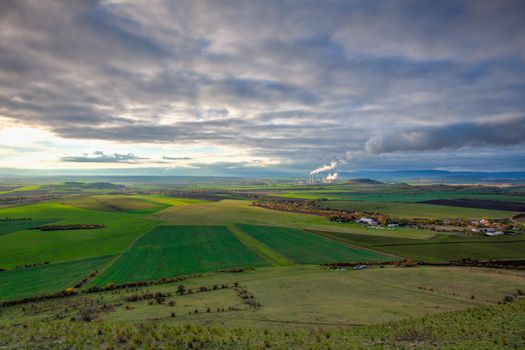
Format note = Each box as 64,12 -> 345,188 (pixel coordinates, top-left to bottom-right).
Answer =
0,195 -> 57,205
74,270 -> 99,289
254,197 -> 522,233
234,285 -> 261,309
84,274 -> 201,294
322,259 -> 416,269
254,198 -> 324,213
329,212 -> 393,225
30,224 -> 105,231
11,261 -> 50,270
126,291 -> 172,304
217,267 -> 247,273
421,258 -> 525,270
0,289 -> 78,308
0,217 -> 32,221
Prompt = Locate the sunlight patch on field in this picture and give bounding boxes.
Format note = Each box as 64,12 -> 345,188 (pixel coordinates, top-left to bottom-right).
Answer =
155,200 -> 437,239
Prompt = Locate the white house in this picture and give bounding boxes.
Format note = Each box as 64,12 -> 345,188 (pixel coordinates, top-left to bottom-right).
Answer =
480,219 -> 491,226
358,218 -> 378,226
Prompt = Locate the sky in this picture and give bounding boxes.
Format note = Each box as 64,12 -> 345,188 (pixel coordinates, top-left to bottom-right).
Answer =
0,0 -> 524,177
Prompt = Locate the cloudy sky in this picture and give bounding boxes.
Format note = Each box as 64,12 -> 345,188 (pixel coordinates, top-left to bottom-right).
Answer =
1,0 -> 524,176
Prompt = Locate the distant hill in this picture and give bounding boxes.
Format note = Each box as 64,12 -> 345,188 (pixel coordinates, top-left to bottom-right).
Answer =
347,178 -> 383,185
61,182 -> 125,190
82,182 -> 125,190
338,170 -> 525,184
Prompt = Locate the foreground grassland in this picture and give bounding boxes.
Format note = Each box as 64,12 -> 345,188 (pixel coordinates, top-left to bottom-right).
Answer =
324,200 -> 517,219
315,231 -> 525,261
95,226 -> 268,285
156,200 -> 437,239
238,224 -> 393,264
0,255 -> 112,301
0,203 -> 157,268
2,300 -> 524,349
1,266 -> 524,349
3,266 -> 525,326
0,182 -> 524,349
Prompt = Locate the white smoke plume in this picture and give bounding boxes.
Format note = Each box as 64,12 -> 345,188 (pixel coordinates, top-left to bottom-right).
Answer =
322,173 -> 339,183
310,160 -> 338,175
325,172 -> 338,180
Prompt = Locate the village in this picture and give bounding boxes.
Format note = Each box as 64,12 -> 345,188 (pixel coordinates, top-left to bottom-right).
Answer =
252,197 -> 523,236
348,215 -> 520,236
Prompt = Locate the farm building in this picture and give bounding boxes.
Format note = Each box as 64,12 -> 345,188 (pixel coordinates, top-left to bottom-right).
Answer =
358,218 -> 378,226
471,227 -> 495,234
485,231 -> 504,237
480,219 -> 491,226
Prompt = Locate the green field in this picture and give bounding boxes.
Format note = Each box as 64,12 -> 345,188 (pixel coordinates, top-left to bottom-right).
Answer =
273,189 -> 525,203
228,225 -> 292,266
314,230 -> 525,261
324,200 -> 517,219
157,199 -> 437,239
66,195 -> 170,214
0,182 -> 523,348
0,219 -> 57,237
94,225 -> 268,285
0,255 -> 112,301
238,224 -> 394,264
0,203 -> 157,268
131,195 -> 210,207
0,185 -> 40,195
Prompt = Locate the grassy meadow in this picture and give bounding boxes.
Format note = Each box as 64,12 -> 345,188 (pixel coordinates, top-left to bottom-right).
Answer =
324,200 -> 517,219
1,298 -> 524,349
94,225 -> 268,285
314,230 -> 525,261
0,202 -> 158,268
1,265 -> 524,329
264,183 -> 525,203
0,255 -> 112,301
238,224 -> 393,264
66,195 -> 170,214
0,181 -> 523,349
156,199 -> 438,238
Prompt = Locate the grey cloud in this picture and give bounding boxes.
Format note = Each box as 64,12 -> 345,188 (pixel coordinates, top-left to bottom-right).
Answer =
61,151 -> 148,163
162,156 -> 192,160
1,0 -> 525,171
365,117 -> 525,154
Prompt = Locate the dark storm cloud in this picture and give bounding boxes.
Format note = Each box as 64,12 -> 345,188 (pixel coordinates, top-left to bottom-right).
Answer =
365,117 -> 525,154
1,0 -> 525,170
61,151 -> 148,163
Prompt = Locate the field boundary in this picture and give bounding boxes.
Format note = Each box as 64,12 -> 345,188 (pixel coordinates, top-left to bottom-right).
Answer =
307,230 -> 403,259
87,223 -> 161,287
229,225 -> 292,266
374,239 -> 525,248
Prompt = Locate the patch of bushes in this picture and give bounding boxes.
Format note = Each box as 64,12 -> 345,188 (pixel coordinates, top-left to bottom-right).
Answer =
126,292 -> 171,303
29,224 -> 105,231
